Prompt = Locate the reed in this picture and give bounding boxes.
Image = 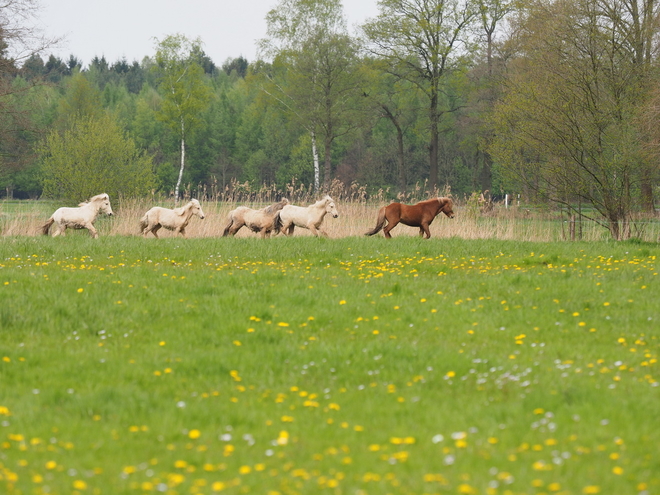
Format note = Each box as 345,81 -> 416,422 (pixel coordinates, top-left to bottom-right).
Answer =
2,193 -> 658,241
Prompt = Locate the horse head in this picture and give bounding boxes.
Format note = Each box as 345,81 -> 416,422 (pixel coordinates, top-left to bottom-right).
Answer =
92,193 -> 113,216
190,199 -> 205,219
324,195 -> 339,218
439,197 -> 454,219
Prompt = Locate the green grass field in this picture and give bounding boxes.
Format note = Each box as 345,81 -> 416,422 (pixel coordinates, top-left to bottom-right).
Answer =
0,235 -> 658,495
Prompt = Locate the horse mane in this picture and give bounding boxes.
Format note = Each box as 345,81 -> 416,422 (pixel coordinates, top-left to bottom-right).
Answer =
263,198 -> 289,214
172,205 -> 188,216
313,195 -> 332,207
167,199 -> 196,216
78,193 -> 109,207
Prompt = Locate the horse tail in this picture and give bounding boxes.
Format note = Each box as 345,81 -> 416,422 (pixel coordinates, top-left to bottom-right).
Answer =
138,213 -> 149,233
222,217 -> 234,237
365,206 -> 387,236
273,212 -> 283,235
41,218 -> 54,235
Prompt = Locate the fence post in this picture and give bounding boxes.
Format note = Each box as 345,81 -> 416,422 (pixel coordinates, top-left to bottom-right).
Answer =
570,214 -> 576,241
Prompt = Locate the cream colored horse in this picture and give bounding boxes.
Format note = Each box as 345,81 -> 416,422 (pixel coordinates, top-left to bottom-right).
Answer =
278,195 -> 339,237
139,199 -> 205,238
41,193 -> 113,238
222,198 -> 289,239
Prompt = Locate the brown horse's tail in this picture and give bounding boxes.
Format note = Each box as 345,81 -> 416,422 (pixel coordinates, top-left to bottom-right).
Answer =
41,218 -> 54,235
365,206 -> 387,236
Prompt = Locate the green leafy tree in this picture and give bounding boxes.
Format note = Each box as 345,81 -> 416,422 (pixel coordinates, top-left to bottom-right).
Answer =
153,34 -> 213,200
490,0 -> 659,240
0,0 -> 60,197
56,71 -> 103,126
39,113 -> 155,202
261,0 -> 367,190
363,0 -> 477,189
361,57 -> 428,192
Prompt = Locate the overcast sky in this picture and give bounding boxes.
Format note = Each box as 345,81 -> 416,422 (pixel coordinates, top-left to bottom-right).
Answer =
38,0 -> 380,67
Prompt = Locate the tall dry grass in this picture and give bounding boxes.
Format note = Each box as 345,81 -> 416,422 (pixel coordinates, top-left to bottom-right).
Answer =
5,194 -> 653,241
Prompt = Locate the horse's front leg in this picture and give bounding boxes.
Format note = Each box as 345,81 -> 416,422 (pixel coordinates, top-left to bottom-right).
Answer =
308,224 -> 321,237
87,224 -> 99,238
420,223 -> 432,239
178,228 -> 187,238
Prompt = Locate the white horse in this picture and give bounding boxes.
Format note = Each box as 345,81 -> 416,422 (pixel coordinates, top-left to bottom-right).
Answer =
223,198 -> 289,239
41,193 -> 114,238
139,199 -> 205,238
278,195 -> 339,237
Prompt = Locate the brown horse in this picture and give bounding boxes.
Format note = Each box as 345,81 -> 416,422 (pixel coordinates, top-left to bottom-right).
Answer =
365,197 -> 454,239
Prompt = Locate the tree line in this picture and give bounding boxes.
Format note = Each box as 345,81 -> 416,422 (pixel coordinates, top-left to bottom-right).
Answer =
1,0 -> 659,239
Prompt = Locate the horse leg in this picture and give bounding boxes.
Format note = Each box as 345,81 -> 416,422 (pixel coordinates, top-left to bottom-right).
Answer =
308,224 -> 320,237
228,223 -> 243,236
383,220 -> 398,238
286,225 -> 295,236
179,228 -> 187,238
87,224 -> 99,238
421,223 -> 431,239
151,225 -> 161,238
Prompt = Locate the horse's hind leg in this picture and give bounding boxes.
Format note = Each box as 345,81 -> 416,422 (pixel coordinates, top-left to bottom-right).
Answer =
286,225 -> 295,236
228,223 -> 243,236
383,221 -> 397,238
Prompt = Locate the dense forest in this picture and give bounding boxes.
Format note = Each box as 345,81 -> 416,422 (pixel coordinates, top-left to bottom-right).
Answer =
1,0 -> 660,239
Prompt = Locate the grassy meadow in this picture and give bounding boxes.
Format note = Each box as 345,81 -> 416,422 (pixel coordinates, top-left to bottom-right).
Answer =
0,201 -> 659,494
